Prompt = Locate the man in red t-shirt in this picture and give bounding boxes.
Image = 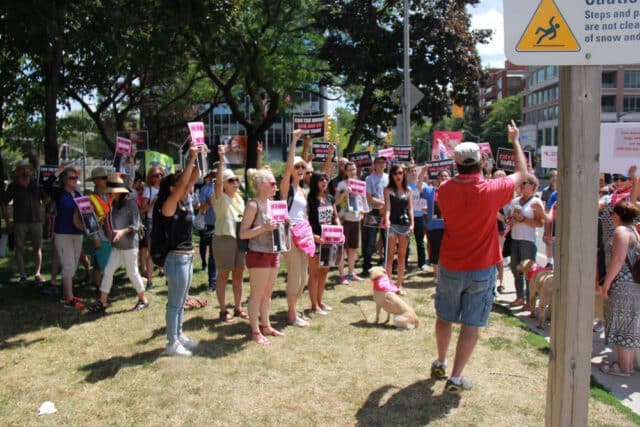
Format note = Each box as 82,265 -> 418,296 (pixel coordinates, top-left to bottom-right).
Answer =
430,121 -> 528,394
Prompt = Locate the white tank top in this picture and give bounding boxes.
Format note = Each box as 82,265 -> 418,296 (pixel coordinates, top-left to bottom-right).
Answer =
510,196 -> 539,242
289,187 -> 307,225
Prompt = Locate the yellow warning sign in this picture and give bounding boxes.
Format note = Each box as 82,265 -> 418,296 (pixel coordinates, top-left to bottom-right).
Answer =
516,0 -> 580,52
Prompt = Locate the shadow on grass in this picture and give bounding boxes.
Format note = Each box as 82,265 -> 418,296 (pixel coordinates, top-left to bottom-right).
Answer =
0,337 -> 45,350
80,348 -> 163,383
350,319 -> 392,329
355,379 -> 460,426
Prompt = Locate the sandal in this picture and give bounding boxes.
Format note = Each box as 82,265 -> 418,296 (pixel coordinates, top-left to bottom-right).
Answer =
88,301 -> 109,313
288,317 -> 310,328
252,331 -> 271,346
599,361 -> 631,377
233,308 -> 249,320
497,285 -> 505,294
133,300 -> 149,311
509,298 -> 524,307
34,274 -> 46,283
219,310 -> 234,323
260,325 -> 285,337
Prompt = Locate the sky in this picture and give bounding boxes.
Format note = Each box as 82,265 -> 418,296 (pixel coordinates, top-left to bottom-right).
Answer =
469,0 -> 506,68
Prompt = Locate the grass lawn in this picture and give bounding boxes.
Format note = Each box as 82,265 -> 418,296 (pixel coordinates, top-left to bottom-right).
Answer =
0,240 -> 638,426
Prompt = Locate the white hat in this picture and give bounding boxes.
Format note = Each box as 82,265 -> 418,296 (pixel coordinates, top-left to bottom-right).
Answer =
454,142 -> 481,166
104,173 -> 130,194
222,169 -> 239,181
293,156 -> 305,166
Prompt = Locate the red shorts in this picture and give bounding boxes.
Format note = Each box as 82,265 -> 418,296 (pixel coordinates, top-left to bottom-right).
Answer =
245,250 -> 280,269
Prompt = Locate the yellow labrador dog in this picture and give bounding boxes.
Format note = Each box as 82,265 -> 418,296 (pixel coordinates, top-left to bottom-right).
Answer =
518,259 -> 554,329
370,267 -> 419,329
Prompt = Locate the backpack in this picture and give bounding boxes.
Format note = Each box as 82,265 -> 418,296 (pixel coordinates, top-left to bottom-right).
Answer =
150,202 -> 174,268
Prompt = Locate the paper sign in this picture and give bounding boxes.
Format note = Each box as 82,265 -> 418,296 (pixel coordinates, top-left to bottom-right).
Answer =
413,191 -> 427,211
541,145 -> 558,169
347,179 -> 366,195
188,122 -> 207,152
74,196 -> 101,236
220,135 -> 247,165
117,130 -> 148,151
319,243 -> 343,268
496,148 -> 533,173
425,159 -> 455,180
600,123 -> 640,173
116,136 -> 132,155
272,222 -> 291,253
269,200 -> 288,222
293,114 -> 325,138
393,145 -> 412,162
378,147 -> 395,161
321,225 -> 344,243
38,165 -> 57,186
145,151 -> 175,176
347,151 -> 373,167
432,131 -> 463,160
311,142 -> 337,163
74,196 -> 93,213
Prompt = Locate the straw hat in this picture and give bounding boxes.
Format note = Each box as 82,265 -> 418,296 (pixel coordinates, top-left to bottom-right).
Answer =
104,173 -> 130,194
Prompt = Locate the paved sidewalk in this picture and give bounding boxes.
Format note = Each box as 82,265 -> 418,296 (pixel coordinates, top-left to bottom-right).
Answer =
495,255 -> 640,415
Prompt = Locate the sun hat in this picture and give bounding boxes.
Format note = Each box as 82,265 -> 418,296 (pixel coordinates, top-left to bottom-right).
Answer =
293,156 -> 306,166
87,166 -> 109,182
104,173 -> 130,194
454,142 -> 481,166
222,169 -> 239,182
14,160 -> 32,171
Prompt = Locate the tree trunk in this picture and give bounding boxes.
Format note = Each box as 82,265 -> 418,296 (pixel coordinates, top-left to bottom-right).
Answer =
346,77 -> 375,154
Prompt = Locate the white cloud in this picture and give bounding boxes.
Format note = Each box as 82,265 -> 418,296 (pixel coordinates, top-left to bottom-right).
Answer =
469,1 -> 506,68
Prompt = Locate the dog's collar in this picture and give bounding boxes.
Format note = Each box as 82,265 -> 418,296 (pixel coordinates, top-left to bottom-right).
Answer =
373,274 -> 398,292
527,265 -> 551,282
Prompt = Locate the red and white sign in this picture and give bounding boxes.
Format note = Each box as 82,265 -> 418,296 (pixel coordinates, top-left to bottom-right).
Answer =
269,200 -> 288,223
347,179 -> 366,196
378,147 -> 395,161
116,136 -> 132,155
601,123 -> 640,173
541,145 -> 558,169
74,196 -> 93,213
188,122 -> 206,150
321,225 -> 344,243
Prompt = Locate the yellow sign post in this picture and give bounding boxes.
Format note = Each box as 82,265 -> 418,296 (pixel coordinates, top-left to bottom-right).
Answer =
516,0 -> 580,52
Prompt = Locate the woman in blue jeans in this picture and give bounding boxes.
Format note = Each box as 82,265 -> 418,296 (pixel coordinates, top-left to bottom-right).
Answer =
157,145 -> 200,357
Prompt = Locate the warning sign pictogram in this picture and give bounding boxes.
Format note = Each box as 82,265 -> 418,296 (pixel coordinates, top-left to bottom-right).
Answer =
516,0 -> 580,52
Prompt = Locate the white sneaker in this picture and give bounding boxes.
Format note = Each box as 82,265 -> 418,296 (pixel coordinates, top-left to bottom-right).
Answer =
163,342 -> 192,357
179,335 -> 199,350
421,264 -> 431,272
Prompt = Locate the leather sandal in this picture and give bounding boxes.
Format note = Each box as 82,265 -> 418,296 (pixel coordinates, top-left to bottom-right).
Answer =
260,325 -> 285,337
220,310 -> 234,322
233,308 -> 249,320
252,331 -> 271,346
509,298 -> 524,307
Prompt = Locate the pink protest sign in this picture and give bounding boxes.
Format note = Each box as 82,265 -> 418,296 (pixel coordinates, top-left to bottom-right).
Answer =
74,196 -> 93,213
188,122 -> 206,151
378,147 -> 395,161
321,225 -> 344,243
291,220 -> 316,256
347,179 -> 366,196
269,200 -> 288,222
116,136 -> 132,155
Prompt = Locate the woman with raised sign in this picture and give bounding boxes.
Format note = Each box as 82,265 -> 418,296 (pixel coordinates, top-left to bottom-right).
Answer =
384,164 -> 414,295
239,168 -> 283,345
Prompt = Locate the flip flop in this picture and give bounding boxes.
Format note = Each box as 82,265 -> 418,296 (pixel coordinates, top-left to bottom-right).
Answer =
34,275 -> 46,283
599,361 -> 631,377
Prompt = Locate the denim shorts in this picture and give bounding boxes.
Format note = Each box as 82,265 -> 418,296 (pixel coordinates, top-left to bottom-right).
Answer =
435,264 -> 496,327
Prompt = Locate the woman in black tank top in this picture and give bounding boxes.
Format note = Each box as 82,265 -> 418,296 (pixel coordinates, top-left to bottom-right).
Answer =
158,145 -> 201,357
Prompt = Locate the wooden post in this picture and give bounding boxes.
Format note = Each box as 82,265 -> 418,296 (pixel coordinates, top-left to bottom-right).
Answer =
546,65 -> 601,426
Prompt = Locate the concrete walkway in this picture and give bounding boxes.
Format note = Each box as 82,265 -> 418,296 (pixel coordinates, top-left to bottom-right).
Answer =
495,255 -> 640,415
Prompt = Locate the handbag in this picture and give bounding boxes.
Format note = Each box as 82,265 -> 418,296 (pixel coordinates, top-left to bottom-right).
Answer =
236,221 -> 249,253
193,212 -> 206,231
502,230 -> 512,258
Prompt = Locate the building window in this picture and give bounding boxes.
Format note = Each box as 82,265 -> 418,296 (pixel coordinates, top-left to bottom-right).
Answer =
553,126 -> 558,146
624,70 -> 640,88
624,95 -> 640,112
602,71 -> 617,89
537,68 -> 545,83
602,95 -> 616,113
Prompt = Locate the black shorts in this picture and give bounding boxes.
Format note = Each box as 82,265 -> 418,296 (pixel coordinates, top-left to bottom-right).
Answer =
427,228 -> 444,264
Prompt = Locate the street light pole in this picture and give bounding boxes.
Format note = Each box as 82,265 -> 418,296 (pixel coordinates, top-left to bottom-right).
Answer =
81,108 -> 87,192
402,0 -> 410,148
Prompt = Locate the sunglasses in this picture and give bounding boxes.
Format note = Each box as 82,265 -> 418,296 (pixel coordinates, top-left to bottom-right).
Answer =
294,164 -> 305,170
227,178 -> 240,184
268,181 -> 277,186
67,176 -> 78,181
319,177 -> 328,182
613,176 -> 629,182
305,171 -> 313,175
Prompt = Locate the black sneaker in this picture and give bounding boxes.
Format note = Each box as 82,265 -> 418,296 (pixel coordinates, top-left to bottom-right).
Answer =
431,361 -> 448,380
146,282 -> 154,292
133,300 -> 149,311
206,286 -> 216,294
19,274 -> 28,283
444,377 -> 472,395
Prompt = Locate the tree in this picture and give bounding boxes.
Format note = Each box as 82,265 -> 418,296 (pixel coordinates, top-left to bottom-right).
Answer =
480,94 -> 522,147
316,0 -> 490,154
189,0 -> 324,170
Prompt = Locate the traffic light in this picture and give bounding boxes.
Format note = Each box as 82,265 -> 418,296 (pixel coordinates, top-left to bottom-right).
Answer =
452,103 -> 464,119
325,114 -> 331,142
386,132 -> 392,146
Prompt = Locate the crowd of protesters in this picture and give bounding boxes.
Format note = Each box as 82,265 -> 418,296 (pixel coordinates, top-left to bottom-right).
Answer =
0,121 -> 638,389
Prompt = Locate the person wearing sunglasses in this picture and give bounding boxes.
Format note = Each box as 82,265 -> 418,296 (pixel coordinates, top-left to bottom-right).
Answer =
239,168 -> 283,345
44,164 -> 86,309
599,168 -> 637,256
212,144 -> 247,323
506,174 -> 545,309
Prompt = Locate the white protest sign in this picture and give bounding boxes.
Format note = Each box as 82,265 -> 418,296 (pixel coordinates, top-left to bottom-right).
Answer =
269,200 -> 288,223
116,136 -> 132,155
378,147 -> 395,161
600,122 -> 640,173
541,145 -> 558,169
